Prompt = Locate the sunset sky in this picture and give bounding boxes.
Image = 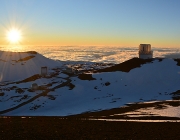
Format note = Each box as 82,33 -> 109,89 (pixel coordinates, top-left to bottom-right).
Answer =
0,0 -> 180,47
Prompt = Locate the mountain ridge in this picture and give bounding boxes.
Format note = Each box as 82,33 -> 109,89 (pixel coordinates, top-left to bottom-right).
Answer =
0,50 -> 180,119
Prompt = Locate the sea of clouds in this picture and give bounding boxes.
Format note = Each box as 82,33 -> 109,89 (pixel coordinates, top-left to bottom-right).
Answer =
1,46 -> 180,64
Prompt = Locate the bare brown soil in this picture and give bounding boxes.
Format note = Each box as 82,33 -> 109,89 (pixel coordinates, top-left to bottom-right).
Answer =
0,117 -> 180,140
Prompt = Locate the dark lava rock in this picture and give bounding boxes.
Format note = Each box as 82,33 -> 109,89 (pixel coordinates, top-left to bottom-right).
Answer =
78,74 -> 96,80
170,90 -> 180,100
96,58 -> 154,73
47,95 -> 56,100
27,89 -> 34,92
68,83 -> 75,90
105,82 -> 110,86
16,88 -> 25,94
172,96 -> 180,100
38,86 -> 47,90
170,90 -> 180,95
158,58 -> 163,62
62,72 -> 74,76
0,92 -> 5,96
5,88 -> 10,91
10,86 -> 17,90
16,74 -> 41,84
22,95 -> 28,99
174,59 -> 180,66
30,104 -> 41,110
27,51 -> 37,54
17,55 -> 35,62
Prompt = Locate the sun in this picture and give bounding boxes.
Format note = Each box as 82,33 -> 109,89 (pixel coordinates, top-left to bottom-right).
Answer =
7,28 -> 21,43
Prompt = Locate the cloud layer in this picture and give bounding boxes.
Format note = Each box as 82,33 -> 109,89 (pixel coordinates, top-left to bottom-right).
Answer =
1,46 -> 180,63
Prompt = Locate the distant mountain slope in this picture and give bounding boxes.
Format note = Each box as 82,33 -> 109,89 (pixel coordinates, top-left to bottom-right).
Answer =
95,58 -> 158,73
0,51 -> 61,82
1,51 -> 180,117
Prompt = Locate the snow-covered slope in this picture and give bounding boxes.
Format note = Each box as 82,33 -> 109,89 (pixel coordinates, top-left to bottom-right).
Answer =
0,51 -> 61,82
1,51 -> 180,117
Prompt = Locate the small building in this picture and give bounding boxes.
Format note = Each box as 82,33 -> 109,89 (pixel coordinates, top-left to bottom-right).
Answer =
41,66 -> 47,76
31,83 -> 38,90
139,44 -> 153,59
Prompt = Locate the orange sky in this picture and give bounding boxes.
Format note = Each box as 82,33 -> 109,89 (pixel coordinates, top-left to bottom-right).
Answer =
0,1 -> 180,48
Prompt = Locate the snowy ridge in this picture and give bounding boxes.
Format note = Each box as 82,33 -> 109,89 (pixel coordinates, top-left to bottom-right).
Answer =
0,50 -> 180,117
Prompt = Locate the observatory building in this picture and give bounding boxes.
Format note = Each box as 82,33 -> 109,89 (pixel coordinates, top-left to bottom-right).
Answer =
139,44 -> 153,59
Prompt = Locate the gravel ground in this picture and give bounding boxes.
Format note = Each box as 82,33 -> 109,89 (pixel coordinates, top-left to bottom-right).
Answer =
1,117 -> 180,140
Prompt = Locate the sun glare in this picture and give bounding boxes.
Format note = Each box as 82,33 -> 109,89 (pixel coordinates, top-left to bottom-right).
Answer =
7,29 -> 21,43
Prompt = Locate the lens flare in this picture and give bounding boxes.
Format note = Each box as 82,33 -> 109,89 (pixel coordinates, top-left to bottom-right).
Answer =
7,28 -> 21,43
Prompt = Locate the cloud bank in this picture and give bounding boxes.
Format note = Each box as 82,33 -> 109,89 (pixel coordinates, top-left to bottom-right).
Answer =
1,46 -> 180,63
